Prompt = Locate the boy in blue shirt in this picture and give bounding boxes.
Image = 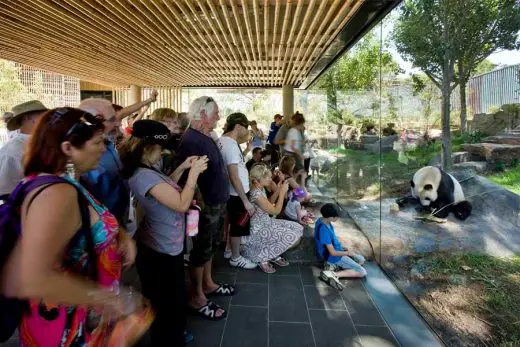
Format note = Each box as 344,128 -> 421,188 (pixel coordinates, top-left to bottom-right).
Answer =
314,203 -> 367,290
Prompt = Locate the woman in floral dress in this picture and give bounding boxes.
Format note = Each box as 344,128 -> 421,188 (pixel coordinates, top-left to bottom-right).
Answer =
242,165 -> 303,273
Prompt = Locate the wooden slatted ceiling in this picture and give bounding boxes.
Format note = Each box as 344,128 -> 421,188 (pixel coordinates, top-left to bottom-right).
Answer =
0,0 -> 364,88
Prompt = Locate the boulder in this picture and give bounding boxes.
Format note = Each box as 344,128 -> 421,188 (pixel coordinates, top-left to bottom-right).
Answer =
482,135 -> 520,146
361,134 -> 379,145
453,161 -> 488,174
365,134 -> 399,154
460,143 -> 520,162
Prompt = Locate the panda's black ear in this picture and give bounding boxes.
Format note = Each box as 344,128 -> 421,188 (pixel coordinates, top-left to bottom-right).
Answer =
424,184 -> 433,191
410,180 -> 415,187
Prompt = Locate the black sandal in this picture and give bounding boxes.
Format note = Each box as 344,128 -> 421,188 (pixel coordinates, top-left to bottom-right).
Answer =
190,301 -> 227,321
206,283 -> 236,297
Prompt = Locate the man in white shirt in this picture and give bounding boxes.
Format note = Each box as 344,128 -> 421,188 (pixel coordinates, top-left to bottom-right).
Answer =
0,100 -> 48,196
218,113 -> 257,269
2,112 -> 18,141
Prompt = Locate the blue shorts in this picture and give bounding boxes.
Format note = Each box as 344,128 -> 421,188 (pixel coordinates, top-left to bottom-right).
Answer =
328,255 -> 367,276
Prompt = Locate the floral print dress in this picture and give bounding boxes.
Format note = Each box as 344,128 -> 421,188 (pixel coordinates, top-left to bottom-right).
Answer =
241,188 -> 303,263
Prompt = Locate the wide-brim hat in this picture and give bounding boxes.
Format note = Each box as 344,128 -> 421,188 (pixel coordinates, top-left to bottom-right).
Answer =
8,100 -> 48,131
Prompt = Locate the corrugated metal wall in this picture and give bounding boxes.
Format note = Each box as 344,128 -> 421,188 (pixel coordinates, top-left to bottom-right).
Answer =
451,64 -> 520,116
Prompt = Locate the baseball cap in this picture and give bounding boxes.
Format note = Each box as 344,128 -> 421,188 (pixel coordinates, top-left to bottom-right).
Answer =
320,203 -> 340,218
132,120 -> 171,146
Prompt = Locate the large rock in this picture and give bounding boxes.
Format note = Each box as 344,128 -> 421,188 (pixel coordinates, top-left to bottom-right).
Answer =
361,134 -> 379,145
482,135 -> 520,145
460,143 -> 520,163
365,134 -> 399,154
471,104 -> 520,136
344,175 -> 520,258
453,161 -> 488,173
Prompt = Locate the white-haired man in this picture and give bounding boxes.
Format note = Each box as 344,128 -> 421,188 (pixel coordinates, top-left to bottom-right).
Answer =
175,96 -> 231,320
78,98 -> 129,221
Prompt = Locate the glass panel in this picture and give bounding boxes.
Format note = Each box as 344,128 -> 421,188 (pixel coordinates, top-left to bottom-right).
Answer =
379,2 -> 520,346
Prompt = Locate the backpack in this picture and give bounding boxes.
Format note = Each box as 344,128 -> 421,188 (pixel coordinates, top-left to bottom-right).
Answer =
0,175 -> 95,342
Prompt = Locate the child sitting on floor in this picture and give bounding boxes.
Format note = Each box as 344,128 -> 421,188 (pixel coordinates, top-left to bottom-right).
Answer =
284,187 -> 314,224
314,203 -> 367,291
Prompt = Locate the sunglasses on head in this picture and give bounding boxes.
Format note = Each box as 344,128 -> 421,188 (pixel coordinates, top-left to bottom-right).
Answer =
50,107 -> 102,139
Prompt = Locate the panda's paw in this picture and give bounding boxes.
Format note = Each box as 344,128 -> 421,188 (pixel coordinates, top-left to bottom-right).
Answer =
415,205 -> 431,213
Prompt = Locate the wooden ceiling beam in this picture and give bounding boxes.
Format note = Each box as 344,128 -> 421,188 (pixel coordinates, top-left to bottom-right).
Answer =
0,0 -> 364,88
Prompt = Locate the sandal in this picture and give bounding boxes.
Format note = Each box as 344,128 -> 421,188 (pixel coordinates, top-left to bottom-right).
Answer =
270,256 -> 290,267
206,283 -> 236,297
259,262 -> 276,274
189,301 -> 227,321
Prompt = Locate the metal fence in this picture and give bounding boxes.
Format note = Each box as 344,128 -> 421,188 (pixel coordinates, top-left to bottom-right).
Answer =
0,60 -> 80,114
451,64 -> 520,116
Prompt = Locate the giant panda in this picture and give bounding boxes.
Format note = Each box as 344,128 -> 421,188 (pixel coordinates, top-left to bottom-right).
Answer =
411,166 -> 472,220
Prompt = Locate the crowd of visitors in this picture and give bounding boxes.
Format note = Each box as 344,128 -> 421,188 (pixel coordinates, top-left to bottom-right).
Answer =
0,94 -> 365,346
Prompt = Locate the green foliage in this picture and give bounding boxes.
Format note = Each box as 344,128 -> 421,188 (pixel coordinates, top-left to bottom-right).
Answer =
461,130 -> 488,144
487,166 -> 520,194
0,60 -> 25,114
472,59 -> 497,75
382,123 -> 398,136
495,162 -> 506,172
360,119 -> 377,134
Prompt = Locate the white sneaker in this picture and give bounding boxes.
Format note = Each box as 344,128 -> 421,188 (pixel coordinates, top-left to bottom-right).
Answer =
223,249 -> 232,259
320,270 -> 344,291
230,256 -> 257,270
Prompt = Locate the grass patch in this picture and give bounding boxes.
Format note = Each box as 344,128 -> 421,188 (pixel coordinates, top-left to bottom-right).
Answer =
486,167 -> 520,195
415,254 -> 520,346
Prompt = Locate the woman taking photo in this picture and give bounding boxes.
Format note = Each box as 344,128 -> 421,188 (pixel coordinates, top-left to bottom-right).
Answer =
119,120 -> 208,346
1,107 -> 146,346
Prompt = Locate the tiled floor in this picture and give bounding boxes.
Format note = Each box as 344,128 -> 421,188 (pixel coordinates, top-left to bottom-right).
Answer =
188,260 -> 400,347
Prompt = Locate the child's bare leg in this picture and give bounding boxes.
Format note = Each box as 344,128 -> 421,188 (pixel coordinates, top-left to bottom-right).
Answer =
335,269 -> 366,278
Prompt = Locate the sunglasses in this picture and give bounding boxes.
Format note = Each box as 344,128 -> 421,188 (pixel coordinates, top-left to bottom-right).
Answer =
50,107 -> 102,139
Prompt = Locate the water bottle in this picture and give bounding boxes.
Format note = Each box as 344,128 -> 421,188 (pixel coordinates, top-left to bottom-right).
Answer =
186,200 -> 201,237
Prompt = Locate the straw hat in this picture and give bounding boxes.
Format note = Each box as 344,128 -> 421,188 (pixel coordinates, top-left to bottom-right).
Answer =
8,100 -> 48,131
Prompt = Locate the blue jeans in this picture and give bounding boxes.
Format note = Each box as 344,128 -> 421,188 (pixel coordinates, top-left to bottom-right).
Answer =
328,255 -> 367,276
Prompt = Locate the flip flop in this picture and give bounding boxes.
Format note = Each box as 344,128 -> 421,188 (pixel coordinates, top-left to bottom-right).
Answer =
189,301 -> 227,321
270,257 -> 290,267
206,283 -> 236,297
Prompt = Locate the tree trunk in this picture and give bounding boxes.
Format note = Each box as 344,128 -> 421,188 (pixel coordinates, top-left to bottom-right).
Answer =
441,85 -> 452,171
326,86 -> 341,143
441,2 -> 453,171
459,69 -> 467,134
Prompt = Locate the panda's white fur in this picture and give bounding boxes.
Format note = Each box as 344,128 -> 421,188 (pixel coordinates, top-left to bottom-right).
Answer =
411,166 -> 471,220
411,166 -> 464,206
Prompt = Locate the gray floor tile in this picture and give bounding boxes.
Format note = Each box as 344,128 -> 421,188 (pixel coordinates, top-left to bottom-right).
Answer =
221,306 -> 268,347
356,326 -> 399,347
309,309 -> 362,347
270,275 -> 304,291
236,269 -> 269,284
212,272 -> 237,286
299,264 -> 323,285
304,284 -> 346,311
341,281 -> 386,326
189,317 -> 227,347
269,322 -> 315,347
269,276 -> 308,322
270,264 -> 301,276
232,283 -> 268,307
